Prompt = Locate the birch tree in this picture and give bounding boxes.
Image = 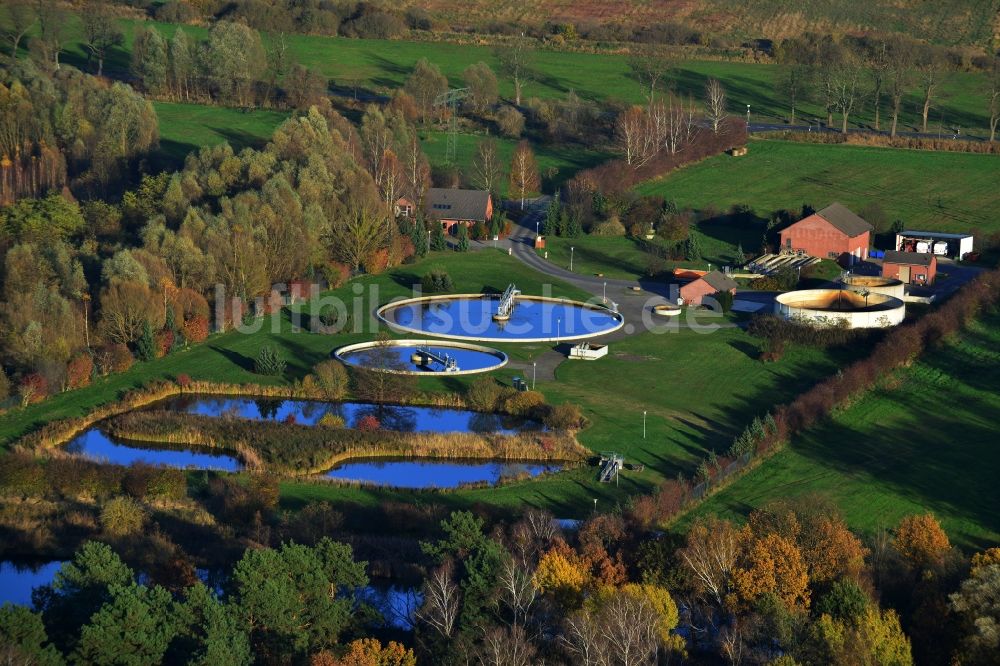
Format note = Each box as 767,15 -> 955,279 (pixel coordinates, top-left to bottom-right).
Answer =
705,78 -> 728,134
509,141 -> 539,209
472,138 -> 505,196
494,38 -> 534,106
416,562 -> 461,639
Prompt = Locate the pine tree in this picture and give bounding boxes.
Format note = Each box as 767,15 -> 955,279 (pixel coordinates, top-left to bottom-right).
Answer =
735,243 -> 747,266
410,218 -> 427,257
136,321 -> 156,362
430,223 -> 447,251
456,224 -> 470,252
164,304 -> 176,332
543,196 -> 560,236
685,234 -> 703,261
254,346 -> 287,376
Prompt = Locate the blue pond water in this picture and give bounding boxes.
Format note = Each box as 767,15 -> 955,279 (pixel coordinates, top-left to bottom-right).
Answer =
383,297 -> 622,341
325,458 -> 559,488
0,560 -> 65,606
362,585 -> 424,630
0,562 -> 420,633
65,428 -> 243,471
156,395 -> 536,434
338,343 -> 504,373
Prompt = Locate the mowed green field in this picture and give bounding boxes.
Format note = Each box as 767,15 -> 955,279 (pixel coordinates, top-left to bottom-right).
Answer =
5,12 -> 994,136
153,102 -> 290,166
639,139 -> 1000,236
537,221 -> 761,280
419,131 -> 613,194
682,310 -> 1000,550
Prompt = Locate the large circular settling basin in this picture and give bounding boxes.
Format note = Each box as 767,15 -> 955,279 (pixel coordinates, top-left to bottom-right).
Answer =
379,295 -> 623,342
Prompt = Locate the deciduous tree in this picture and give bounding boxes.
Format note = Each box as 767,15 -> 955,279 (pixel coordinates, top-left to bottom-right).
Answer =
508,141 -> 539,209
705,78 -> 728,134
895,513 -> 950,572
81,1 -> 124,77
494,38 -> 534,106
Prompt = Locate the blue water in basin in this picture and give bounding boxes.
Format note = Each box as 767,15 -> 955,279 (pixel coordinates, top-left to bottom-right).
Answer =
65,429 -> 243,471
155,395 -> 537,434
324,458 -> 559,488
0,561 -> 65,606
339,344 -> 504,373
383,297 -> 622,341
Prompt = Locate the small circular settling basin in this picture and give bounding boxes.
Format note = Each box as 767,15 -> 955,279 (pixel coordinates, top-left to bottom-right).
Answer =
377,294 -> 624,343
335,339 -> 508,375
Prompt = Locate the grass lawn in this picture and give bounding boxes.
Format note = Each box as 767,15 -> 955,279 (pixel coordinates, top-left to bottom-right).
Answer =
680,310 -> 1000,550
420,131 -> 613,195
152,102 -> 290,168
5,14 -> 994,136
638,139 -> 1000,236
537,221 -> 762,281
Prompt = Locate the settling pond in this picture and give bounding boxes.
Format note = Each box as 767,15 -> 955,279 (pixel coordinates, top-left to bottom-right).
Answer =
63,395 -> 557,487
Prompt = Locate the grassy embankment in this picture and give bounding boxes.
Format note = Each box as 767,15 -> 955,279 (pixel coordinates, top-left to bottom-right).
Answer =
680,309 -> 1000,550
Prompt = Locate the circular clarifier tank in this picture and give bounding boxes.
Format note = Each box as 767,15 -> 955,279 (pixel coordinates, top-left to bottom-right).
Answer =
774,289 -> 905,328
377,294 -> 624,342
839,274 -> 906,299
335,339 -> 508,375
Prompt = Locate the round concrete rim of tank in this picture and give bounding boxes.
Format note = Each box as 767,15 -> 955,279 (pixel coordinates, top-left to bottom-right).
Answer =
334,338 -> 508,376
774,289 -> 906,328
839,275 -> 906,299
652,304 -> 682,316
376,293 -> 625,343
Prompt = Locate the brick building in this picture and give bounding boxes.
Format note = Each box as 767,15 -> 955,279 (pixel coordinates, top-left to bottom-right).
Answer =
679,270 -> 738,306
778,203 -> 873,266
882,251 -> 937,285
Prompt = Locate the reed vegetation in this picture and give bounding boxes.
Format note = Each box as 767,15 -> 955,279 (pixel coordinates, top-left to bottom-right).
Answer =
104,411 -> 588,475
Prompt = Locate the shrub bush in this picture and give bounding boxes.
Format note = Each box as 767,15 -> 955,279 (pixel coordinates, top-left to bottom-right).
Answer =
101,496 -> 147,537
591,217 -> 627,237
544,403 -> 585,430
313,359 -> 349,400
182,315 -> 209,343
18,373 -> 48,406
504,390 -> 546,417
466,376 -> 503,412
66,354 -> 94,390
496,105 -> 525,138
421,268 -> 454,293
318,413 -> 345,428
254,346 -> 287,376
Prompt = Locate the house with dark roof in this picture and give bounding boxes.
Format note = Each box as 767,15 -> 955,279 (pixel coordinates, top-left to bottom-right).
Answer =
778,203 -> 873,266
679,270 -> 739,306
882,251 -> 937,285
397,188 -> 493,233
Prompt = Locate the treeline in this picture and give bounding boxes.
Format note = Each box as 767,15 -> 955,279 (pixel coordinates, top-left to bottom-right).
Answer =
0,95 -> 445,408
4,505 -> 998,664
772,33 -> 1000,139
0,62 -> 158,202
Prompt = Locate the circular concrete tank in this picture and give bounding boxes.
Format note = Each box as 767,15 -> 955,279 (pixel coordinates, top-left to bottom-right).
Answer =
839,275 -> 905,300
774,289 -> 905,328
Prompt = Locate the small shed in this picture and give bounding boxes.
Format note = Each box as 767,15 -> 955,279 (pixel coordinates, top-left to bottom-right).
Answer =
882,251 -> 937,285
569,343 -> 608,360
679,270 -> 738,306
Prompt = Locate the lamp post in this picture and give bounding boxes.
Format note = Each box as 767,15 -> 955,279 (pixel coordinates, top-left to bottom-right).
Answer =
746,104 -> 751,125
570,246 -> 575,271
536,220 -> 539,237
532,361 -> 537,390
557,317 -> 561,341
603,281 -> 607,303
643,410 -> 647,439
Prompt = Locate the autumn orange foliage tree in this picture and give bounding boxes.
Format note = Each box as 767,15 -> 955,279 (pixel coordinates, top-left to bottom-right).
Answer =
895,513 -> 951,572
731,533 -> 811,611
